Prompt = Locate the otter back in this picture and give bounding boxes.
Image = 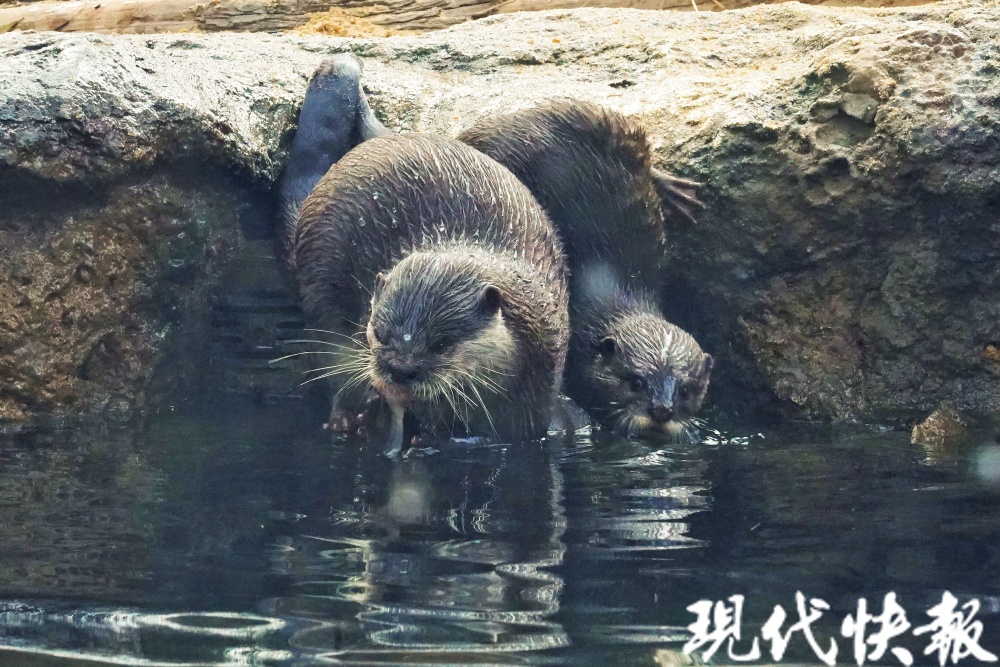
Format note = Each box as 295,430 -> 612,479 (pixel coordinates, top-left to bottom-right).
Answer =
459,101 -> 672,296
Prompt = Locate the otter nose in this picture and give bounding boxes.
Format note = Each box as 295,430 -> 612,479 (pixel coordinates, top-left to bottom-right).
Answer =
386,362 -> 420,385
648,404 -> 674,425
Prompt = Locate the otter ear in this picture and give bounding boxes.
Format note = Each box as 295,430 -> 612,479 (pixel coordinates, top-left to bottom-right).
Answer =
597,336 -> 617,361
651,168 -> 703,226
480,285 -> 502,316
695,353 -> 714,383
372,272 -> 386,302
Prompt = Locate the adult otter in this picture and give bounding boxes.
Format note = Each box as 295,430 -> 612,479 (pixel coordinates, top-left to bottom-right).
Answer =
279,57 -> 569,456
459,102 -> 712,438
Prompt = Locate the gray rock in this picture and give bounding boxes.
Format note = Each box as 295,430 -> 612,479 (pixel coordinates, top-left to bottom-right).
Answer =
839,93 -> 879,124
1,0 -> 998,430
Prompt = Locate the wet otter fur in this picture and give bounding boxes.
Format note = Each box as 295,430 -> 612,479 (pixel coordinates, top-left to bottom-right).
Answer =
280,58 -> 569,455
459,101 -> 712,439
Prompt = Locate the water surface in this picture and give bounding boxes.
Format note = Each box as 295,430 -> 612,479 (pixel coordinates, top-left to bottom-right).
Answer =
0,392 -> 997,666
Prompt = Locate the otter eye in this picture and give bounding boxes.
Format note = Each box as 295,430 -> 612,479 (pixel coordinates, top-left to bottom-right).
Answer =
372,326 -> 387,345
678,385 -> 692,400
626,375 -> 645,393
429,338 -> 449,354
598,337 -> 617,361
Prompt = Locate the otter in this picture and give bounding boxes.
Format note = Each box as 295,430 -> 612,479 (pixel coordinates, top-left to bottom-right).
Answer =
458,101 -> 713,439
279,57 -> 569,456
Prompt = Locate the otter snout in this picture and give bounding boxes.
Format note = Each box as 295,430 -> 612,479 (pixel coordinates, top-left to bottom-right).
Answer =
378,358 -> 424,385
648,404 -> 674,425
387,362 -> 421,384
647,377 -> 679,423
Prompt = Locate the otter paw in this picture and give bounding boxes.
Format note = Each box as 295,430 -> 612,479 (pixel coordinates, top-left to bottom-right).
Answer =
323,412 -> 357,434
326,391 -> 387,436
355,390 -> 387,435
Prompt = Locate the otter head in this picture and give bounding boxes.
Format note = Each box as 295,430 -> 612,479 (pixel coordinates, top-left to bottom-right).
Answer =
589,313 -> 712,440
365,252 -> 513,410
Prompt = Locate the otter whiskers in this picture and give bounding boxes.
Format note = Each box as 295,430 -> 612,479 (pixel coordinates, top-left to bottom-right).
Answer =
270,334 -> 373,394
433,369 -> 489,436
444,363 -> 508,440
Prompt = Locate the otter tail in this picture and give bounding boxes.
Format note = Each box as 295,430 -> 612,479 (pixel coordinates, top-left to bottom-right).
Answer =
278,54 -> 390,263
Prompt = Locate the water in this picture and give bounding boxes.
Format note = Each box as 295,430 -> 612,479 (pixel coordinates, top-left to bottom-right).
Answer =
0,391 -> 998,667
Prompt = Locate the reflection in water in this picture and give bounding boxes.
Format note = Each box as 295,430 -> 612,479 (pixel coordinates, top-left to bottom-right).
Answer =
0,432 -> 157,604
267,440 -> 570,661
0,395 -> 998,665
0,605 -> 294,665
974,443 -> 1000,485
558,434 -> 711,662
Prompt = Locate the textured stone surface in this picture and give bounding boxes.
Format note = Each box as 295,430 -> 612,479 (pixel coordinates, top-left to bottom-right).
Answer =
1,0 -> 998,429
911,402 -> 969,459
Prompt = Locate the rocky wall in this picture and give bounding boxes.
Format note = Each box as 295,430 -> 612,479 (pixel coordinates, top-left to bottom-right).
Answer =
1,0 -> 997,430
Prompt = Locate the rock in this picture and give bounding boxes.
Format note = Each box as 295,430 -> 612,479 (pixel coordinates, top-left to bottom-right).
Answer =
1,0 -> 999,430
839,92 -> 879,124
911,402 -> 970,464
0,171 -> 248,429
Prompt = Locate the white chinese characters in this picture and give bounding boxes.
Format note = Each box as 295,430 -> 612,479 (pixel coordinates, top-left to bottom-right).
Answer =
684,591 -> 998,666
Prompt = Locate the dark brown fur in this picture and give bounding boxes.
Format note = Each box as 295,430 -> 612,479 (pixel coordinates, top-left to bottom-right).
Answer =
459,101 -> 712,438
292,133 -> 569,452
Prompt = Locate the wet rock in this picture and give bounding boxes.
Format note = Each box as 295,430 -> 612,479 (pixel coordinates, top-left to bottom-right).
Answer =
2,0 -> 999,430
911,403 -> 970,464
0,172 -> 247,429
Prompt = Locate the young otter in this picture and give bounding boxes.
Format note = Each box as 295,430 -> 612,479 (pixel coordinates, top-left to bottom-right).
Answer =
575,277 -> 713,438
280,60 -> 569,455
458,101 -> 712,439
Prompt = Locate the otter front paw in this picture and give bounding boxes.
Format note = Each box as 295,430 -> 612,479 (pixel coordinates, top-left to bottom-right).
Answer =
325,390 -> 385,436
323,410 -> 358,434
